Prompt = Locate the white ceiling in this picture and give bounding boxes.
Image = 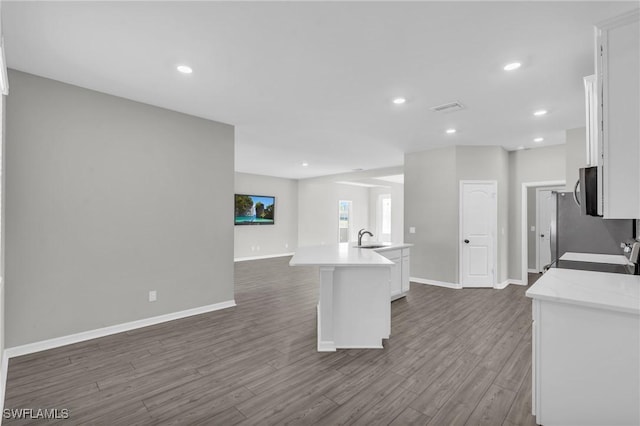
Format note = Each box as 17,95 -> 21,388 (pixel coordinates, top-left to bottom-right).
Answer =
2,1 -> 636,179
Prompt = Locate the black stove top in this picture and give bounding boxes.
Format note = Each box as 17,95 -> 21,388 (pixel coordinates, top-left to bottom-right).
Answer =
553,259 -> 634,275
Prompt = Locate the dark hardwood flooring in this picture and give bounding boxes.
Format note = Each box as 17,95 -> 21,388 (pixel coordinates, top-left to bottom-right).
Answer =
4,257 -> 538,425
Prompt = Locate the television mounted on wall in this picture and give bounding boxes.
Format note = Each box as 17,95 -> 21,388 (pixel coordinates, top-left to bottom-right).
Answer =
235,194 -> 275,225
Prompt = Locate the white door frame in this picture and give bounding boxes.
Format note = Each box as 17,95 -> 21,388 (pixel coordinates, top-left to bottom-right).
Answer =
459,180 -> 498,288
521,180 -> 565,285
535,186 -> 564,272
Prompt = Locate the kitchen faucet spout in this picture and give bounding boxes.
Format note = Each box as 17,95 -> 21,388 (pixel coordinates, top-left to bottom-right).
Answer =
358,228 -> 374,246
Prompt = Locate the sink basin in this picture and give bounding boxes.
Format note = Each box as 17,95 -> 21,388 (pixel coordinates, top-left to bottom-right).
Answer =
354,244 -> 390,249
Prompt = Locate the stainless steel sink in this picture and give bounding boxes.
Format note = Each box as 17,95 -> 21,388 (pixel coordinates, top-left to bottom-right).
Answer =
354,244 -> 389,249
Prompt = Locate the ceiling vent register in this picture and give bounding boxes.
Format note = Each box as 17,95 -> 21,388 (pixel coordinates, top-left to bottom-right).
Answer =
430,101 -> 465,113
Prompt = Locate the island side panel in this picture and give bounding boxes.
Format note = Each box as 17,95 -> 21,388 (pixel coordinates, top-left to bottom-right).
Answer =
331,266 -> 391,349
318,266 -> 337,352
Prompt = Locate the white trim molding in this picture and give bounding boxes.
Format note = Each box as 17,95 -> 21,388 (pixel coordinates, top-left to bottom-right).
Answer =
521,180 -> 565,287
411,277 -> 524,290
0,351 -> 8,416
234,252 -> 294,262
410,277 -> 462,290
0,37 -> 8,95
528,268 -> 538,274
5,300 -> 236,358
495,280 -> 510,290
495,279 -> 525,289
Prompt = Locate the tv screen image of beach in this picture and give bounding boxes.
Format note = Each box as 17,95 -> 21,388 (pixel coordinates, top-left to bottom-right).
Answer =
235,194 -> 275,225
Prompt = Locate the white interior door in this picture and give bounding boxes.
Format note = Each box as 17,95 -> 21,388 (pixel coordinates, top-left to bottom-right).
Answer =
460,181 -> 497,288
536,187 -> 562,271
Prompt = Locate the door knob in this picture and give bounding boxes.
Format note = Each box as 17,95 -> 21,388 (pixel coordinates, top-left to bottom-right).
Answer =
540,234 -> 545,238
464,239 -> 470,244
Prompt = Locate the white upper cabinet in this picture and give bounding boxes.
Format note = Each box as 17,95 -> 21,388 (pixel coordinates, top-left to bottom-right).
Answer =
583,75 -> 598,167
595,9 -> 640,219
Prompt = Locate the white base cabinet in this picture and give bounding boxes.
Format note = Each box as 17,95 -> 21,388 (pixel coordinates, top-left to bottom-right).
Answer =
531,299 -> 640,425
378,248 -> 411,301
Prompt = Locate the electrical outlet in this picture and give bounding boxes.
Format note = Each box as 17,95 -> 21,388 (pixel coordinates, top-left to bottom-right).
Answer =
409,227 -> 416,234
285,243 -> 288,249
148,290 -> 157,302
531,226 -> 535,232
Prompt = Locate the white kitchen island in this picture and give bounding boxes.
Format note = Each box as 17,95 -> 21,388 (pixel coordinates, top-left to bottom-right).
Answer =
290,243 -> 411,352
526,268 -> 640,426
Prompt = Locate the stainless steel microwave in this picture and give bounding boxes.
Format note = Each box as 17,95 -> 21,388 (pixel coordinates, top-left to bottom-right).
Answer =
577,166 -> 602,217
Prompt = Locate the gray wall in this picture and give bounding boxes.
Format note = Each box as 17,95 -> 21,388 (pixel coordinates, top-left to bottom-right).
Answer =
1,88 -> 5,370
5,71 -> 235,347
404,146 -> 509,284
298,180 -> 370,246
565,127 -> 587,191
404,147 -> 458,283
507,144 -> 566,281
234,172 -> 298,259
0,3 -> 5,388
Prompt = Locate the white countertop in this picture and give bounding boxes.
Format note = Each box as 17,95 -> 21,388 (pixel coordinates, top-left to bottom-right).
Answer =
560,252 -> 631,265
289,242 -> 411,267
526,268 -> 640,315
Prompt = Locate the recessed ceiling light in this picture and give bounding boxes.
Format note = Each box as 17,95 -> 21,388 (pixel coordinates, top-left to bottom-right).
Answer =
392,97 -> 406,105
533,109 -> 547,116
534,137 -> 544,142
302,162 -> 309,167
176,65 -> 193,74
503,62 -> 521,71
446,128 -> 457,134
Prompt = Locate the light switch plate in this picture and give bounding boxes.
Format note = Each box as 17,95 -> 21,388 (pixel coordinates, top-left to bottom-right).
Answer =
409,227 -> 416,234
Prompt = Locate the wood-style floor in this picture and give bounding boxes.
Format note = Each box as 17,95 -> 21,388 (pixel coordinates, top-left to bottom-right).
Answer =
4,258 -> 540,425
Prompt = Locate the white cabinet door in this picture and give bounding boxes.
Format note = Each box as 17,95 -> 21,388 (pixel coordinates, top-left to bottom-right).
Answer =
596,10 -> 640,218
533,300 -> 639,425
401,251 -> 410,293
389,257 -> 402,298
379,248 -> 410,301
379,249 -> 401,299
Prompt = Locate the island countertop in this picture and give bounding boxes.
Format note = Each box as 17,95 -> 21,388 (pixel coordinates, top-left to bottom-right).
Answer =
289,242 -> 412,267
525,268 -> 640,315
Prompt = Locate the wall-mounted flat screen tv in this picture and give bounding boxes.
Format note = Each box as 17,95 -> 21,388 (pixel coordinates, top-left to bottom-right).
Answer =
235,194 -> 275,225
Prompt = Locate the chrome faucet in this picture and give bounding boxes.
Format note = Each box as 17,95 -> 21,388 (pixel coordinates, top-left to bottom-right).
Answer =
358,228 -> 374,246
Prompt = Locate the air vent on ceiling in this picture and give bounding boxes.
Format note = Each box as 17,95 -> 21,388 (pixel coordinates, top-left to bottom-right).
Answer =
430,101 -> 465,113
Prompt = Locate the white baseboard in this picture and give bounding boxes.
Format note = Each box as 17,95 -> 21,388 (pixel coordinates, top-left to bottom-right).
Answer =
5,299 -> 236,359
411,276 -> 524,290
495,279 -> 526,289
234,252 -> 294,262
495,280 -> 510,289
410,277 -> 462,290
527,268 -> 538,273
